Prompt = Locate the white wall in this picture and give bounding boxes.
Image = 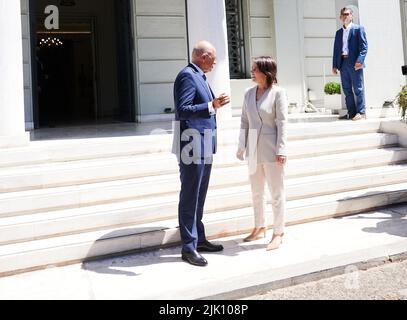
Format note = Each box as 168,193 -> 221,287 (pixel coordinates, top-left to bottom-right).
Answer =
359,0 -> 406,108
0,0 -> 30,147
132,0 -> 188,118
303,0 -> 340,102
273,0 -> 306,107
0,0 -> 25,136
245,0 -> 276,68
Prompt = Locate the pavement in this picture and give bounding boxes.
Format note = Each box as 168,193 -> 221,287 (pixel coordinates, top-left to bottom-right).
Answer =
245,259 -> 407,300
0,204 -> 406,300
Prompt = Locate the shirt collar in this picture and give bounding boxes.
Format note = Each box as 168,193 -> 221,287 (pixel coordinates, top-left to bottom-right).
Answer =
343,22 -> 353,31
191,63 -> 205,77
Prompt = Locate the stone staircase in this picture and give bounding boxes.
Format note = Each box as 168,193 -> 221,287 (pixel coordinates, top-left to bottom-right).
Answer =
0,118 -> 407,276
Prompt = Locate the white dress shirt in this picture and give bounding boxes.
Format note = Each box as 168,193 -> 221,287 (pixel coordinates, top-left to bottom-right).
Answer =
342,22 -> 353,55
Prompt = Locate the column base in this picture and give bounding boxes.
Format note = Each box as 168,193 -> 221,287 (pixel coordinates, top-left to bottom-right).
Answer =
0,132 -> 30,148
380,120 -> 407,147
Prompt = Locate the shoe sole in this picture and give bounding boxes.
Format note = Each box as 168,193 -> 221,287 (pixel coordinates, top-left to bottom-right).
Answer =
243,237 -> 262,242
182,256 -> 208,267
197,249 -> 224,252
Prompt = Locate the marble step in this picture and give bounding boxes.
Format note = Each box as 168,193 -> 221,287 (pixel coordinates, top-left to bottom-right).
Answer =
0,119 -> 386,168
1,163 -> 407,245
233,107 -> 339,121
1,143 -> 407,217
1,147 -> 406,217
0,133 -> 399,193
1,181 -> 406,276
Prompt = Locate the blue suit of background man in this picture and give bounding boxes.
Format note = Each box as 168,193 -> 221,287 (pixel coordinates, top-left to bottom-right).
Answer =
333,23 -> 368,118
172,63 -> 217,254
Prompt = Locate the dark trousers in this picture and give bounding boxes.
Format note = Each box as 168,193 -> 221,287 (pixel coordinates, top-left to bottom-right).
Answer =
178,161 -> 212,253
340,58 -> 366,117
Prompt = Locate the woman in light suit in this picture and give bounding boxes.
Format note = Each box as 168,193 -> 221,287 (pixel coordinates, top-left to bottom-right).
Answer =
236,56 -> 288,251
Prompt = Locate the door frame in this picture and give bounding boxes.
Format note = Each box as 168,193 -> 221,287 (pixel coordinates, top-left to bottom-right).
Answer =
115,0 -> 137,122
28,0 -> 39,129
401,0 -> 407,67
29,0 -> 136,127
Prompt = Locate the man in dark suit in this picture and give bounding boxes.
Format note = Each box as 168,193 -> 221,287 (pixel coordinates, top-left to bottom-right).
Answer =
332,6 -> 368,121
172,41 -> 230,267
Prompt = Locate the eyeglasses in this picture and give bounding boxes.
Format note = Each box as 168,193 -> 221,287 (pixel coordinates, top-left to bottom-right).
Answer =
341,13 -> 351,16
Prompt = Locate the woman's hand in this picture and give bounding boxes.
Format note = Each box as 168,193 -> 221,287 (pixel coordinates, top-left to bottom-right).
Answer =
276,155 -> 287,166
236,149 -> 245,161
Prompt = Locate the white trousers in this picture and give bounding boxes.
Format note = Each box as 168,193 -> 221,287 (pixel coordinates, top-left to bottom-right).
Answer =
249,163 -> 286,234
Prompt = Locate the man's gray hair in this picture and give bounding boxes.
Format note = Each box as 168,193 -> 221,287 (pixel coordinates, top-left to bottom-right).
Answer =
192,41 -> 215,57
192,47 -> 211,56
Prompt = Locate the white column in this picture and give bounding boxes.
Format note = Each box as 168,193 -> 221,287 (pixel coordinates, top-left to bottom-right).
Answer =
0,0 -> 30,148
273,0 -> 306,108
358,0 -> 405,108
186,0 -> 232,122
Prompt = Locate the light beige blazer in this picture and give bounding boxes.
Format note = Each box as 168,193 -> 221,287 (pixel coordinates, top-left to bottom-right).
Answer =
238,85 -> 288,163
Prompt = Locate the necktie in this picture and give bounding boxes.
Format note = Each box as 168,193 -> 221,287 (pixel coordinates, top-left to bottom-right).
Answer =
202,74 -> 215,99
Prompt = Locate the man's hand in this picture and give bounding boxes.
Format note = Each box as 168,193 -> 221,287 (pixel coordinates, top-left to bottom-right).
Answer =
332,68 -> 338,75
236,149 -> 245,161
276,155 -> 287,166
354,62 -> 362,71
213,93 -> 230,109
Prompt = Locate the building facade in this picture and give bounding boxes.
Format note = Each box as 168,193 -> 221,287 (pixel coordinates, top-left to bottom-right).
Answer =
0,0 -> 406,148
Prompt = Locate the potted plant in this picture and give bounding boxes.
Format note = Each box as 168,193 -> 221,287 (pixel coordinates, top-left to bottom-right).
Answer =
323,82 -> 342,113
396,85 -> 407,123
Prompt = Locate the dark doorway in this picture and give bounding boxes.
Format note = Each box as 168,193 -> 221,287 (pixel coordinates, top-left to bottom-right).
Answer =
37,22 -> 96,126
32,0 -> 135,128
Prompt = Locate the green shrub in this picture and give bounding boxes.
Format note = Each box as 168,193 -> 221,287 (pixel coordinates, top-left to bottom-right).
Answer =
324,82 -> 341,95
396,85 -> 407,122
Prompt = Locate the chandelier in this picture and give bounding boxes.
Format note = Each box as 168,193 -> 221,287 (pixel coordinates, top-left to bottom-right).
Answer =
39,37 -> 64,47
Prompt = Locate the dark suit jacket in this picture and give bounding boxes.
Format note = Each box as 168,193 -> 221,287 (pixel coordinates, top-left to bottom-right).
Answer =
333,24 -> 368,71
172,64 -> 217,161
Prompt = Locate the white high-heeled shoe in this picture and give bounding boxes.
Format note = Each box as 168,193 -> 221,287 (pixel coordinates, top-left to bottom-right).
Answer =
266,233 -> 284,251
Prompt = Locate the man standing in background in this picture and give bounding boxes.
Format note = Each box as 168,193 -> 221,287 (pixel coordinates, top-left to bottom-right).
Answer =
333,6 -> 368,121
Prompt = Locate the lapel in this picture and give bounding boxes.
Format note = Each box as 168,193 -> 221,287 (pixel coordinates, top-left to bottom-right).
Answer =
348,25 -> 354,44
188,63 -> 213,100
251,87 -> 263,124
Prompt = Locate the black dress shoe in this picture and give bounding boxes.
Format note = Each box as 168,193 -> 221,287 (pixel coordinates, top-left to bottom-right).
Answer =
181,250 -> 208,267
197,240 -> 224,252
338,114 -> 350,120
